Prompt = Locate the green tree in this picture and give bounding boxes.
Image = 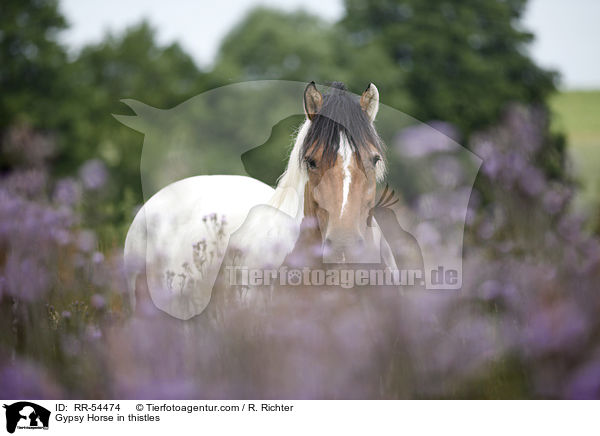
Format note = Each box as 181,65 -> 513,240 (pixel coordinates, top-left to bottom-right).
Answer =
62,22 -> 209,244
0,0 -> 70,142
341,0 -> 558,135
62,21 -> 205,170
213,7 -> 402,97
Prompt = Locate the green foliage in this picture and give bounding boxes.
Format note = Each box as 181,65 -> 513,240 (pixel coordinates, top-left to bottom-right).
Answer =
0,0 -> 569,243
0,0 -> 70,150
59,22 -> 209,245
215,8 -> 338,81
213,7 -> 403,99
64,21 -> 205,168
342,0 -> 558,135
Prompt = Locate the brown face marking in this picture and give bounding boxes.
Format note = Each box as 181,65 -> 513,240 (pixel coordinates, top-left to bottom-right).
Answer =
303,137 -> 382,261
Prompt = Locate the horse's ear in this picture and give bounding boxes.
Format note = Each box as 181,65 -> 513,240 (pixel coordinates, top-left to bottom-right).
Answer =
360,83 -> 379,122
303,81 -> 322,121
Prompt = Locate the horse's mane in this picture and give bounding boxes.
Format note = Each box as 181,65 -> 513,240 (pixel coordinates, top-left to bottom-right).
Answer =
266,120 -> 310,218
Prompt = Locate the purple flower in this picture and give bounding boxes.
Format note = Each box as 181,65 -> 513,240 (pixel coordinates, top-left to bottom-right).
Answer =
3,255 -> 50,301
522,301 -> 588,356
53,178 -> 82,206
566,355 -> 600,399
519,166 -> 546,196
91,294 -> 106,309
0,360 -> 62,400
3,169 -> 48,197
79,159 -> 108,190
481,151 -> 501,179
395,121 -> 459,158
432,156 -> 463,188
543,187 -> 569,215
92,251 -> 104,264
77,230 -> 96,252
86,325 -> 103,341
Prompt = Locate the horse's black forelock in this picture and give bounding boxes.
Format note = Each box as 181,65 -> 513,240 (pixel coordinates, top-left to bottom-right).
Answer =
300,82 -> 384,169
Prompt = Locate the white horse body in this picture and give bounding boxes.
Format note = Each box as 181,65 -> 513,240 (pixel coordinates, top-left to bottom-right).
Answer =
124,175 -> 274,319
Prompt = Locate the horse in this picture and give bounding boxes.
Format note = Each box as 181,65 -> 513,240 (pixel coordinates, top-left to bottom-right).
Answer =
124,81 -> 400,320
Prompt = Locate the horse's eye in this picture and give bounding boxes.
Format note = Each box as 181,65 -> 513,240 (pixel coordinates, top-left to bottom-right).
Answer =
305,157 -> 317,170
372,155 -> 381,166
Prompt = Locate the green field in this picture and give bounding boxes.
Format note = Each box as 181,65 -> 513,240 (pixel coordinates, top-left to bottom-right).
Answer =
551,90 -> 600,220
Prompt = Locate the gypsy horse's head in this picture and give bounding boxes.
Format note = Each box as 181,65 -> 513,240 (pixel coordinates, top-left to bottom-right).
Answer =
300,81 -> 386,262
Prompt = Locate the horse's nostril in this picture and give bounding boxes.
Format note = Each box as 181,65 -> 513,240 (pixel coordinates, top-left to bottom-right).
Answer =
324,238 -> 333,248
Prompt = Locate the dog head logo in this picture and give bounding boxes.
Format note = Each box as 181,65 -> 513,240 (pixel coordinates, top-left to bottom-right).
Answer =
3,402 -> 50,434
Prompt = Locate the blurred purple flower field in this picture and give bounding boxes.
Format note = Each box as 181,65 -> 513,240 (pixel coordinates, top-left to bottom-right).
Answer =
1,106 -> 600,399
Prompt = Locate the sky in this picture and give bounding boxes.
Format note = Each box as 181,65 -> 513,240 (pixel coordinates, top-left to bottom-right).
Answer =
59,0 -> 600,90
